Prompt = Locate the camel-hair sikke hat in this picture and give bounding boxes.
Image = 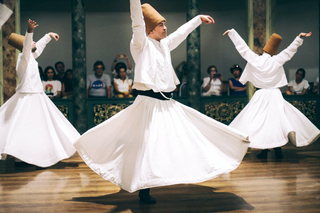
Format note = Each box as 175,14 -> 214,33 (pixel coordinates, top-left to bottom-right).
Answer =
263,33 -> 282,56
8,33 -> 25,51
142,3 -> 166,34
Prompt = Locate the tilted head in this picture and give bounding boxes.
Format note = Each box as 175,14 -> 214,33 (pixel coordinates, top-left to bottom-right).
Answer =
142,3 -> 167,40
263,33 -> 282,56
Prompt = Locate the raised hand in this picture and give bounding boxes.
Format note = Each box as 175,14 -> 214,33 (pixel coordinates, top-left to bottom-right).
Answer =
48,32 -> 59,41
27,19 -> 38,33
199,15 -> 215,24
223,30 -> 231,36
299,32 -> 312,38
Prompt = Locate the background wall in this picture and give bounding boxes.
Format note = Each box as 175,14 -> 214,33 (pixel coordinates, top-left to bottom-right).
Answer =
20,0 -> 319,85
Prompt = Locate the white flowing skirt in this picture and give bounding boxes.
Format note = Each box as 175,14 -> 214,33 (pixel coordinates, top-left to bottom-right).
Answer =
0,92 -> 79,167
230,88 -> 320,149
75,95 -> 249,193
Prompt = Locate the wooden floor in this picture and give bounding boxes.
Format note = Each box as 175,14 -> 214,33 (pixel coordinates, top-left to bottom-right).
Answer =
1,141 -> 320,213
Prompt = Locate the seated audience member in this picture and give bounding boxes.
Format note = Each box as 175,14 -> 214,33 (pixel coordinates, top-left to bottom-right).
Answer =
62,69 -> 73,99
42,66 -> 61,99
202,65 -> 223,96
312,77 -> 319,94
54,61 -> 66,83
175,61 -> 188,97
87,61 -> 111,98
286,68 -> 309,95
113,62 -> 133,98
111,54 -> 133,78
229,64 -> 246,95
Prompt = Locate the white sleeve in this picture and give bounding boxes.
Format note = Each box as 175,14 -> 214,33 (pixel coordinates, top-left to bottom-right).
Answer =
130,0 -> 147,51
33,34 -> 52,59
166,15 -> 202,51
273,37 -> 303,66
227,29 -> 259,63
303,80 -> 310,89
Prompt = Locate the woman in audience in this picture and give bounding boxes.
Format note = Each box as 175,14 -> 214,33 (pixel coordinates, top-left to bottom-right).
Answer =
286,68 -> 309,95
113,62 -> 133,98
42,66 -> 61,99
202,65 -> 223,96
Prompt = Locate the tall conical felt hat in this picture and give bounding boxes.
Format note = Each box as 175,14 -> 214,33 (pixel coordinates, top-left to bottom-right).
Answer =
8,33 -> 25,51
142,3 -> 166,34
263,33 -> 282,56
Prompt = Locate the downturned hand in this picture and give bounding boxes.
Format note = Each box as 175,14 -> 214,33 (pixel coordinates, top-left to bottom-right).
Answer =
199,15 -> 215,24
48,32 -> 59,41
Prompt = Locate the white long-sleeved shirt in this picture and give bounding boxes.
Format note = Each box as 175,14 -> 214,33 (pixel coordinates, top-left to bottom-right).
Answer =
16,32 -> 52,93
130,0 -> 202,92
228,29 -> 304,89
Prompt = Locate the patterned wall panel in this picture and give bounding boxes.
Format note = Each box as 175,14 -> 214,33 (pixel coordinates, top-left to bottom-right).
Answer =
204,101 -> 246,124
93,103 -> 129,126
56,105 -> 69,119
289,100 -> 317,122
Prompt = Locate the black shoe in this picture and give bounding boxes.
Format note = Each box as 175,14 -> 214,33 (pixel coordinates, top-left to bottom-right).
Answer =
257,149 -> 269,159
274,147 -> 283,159
139,189 -> 157,204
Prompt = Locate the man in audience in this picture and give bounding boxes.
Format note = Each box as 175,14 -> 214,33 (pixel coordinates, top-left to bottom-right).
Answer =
87,60 -> 111,98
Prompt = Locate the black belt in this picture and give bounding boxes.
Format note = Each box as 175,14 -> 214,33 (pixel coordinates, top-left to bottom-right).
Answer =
138,90 -> 173,100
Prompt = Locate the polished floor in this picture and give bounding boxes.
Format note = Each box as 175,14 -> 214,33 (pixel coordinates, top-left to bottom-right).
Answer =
1,140 -> 320,213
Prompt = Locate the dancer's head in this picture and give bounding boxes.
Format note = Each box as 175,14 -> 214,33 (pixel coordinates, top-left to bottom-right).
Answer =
142,3 -> 167,41
263,33 -> 282,56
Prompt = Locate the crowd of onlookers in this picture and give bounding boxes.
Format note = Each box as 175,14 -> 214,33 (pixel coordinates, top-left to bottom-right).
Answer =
39,56 -> 319,100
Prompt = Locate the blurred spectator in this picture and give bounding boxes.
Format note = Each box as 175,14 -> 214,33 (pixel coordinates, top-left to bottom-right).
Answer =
113,62 -> 133,98
42,66 -> 61,99
229,64 -> 246,95
54,61 -> 65,83
38,66 -> 44,80
312,77 -> 319,94
111,54 -> 133,79
202,65 -> 223,96
286,68 -> 309,95
175,61 -> 188,97
62,69 -> 73,99
87,61 -> 111,98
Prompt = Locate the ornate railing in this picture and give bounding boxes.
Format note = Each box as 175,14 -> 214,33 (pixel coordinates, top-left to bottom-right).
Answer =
54,94 -> 320,130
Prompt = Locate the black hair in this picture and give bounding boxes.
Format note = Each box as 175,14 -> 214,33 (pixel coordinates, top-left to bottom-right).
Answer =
65,69 -> 73,74
54,61 -> 64,70
207,65 -> 218,74
115,62 -> 127,74
296,68 -> 306,78
230,64 -> 243,74
43,66 -> 56,81
93,60 -> 105,71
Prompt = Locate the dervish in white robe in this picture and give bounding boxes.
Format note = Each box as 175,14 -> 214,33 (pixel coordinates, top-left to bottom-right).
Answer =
225,29 -> 320,153
74,0 -> 250,195
0,20 -> 80,167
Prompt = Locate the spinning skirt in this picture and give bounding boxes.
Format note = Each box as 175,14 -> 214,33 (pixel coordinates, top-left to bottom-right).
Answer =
0,92 -> 79,167
75,95 -> 249,193
230,88 -> 320,149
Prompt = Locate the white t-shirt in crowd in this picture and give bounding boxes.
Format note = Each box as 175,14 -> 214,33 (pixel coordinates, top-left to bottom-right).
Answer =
202,77 -> 221,96
288,79 -> 309,94
114,78 -> 133,93
42,80 -> 61,97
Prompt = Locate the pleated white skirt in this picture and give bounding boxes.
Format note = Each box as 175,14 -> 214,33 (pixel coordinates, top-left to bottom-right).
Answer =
0,92 -> 79,167
75,95 -> 249,193
230,88 -> 320,149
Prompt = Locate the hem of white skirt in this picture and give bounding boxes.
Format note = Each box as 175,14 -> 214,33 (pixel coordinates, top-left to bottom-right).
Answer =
248,130 -> 320,149
2,148 -> 76,168
75,143 -> 241,193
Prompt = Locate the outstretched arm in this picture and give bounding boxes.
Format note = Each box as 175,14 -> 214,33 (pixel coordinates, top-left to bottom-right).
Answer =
273,32 -> 311,65
130,0 -> 147,50
22,19 -> 38,61
223,29 -> 258,63
33,32 -> 59,59
167,15 -> 214,51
